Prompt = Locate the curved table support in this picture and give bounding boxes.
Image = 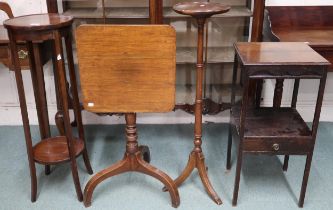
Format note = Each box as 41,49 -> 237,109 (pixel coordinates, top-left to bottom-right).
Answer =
163,151 -> 222,204
83,113 -> 180,208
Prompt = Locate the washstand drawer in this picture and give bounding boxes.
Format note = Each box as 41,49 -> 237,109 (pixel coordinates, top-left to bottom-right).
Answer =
243,138 -> 314,154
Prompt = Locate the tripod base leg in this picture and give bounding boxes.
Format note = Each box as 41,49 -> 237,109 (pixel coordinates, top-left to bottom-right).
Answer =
84,151 -> 180,208
164,151 -> 222,205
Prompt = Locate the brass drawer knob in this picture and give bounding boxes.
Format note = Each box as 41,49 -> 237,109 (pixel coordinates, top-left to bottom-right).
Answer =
18,50 -> 28,60
272,143 -> 280,151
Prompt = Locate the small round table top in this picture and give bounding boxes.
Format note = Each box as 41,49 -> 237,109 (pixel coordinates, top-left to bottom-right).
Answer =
4,13 -> 73,31
173,2 -> 230,18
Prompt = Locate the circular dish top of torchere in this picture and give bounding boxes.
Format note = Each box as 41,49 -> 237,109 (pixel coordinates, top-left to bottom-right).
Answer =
173,2 -> 230,18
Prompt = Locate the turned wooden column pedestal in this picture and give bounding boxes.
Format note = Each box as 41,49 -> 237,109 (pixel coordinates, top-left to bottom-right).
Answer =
170,2 -> 230,205
83,113 -> 179,207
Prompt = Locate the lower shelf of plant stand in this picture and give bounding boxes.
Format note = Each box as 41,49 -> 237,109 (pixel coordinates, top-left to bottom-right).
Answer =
33,136 -> 84,165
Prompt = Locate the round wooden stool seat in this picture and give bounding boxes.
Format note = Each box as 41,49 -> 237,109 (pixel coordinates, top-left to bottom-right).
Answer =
173,2 -> 230,18
3,14 -> 73,31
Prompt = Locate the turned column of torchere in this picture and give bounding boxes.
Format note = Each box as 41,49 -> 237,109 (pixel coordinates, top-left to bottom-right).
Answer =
171,2 -> 230,205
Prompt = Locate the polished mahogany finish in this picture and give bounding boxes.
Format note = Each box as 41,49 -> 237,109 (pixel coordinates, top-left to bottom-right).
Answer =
262,6 -> 333,166
236,42 -> 329,65
4,13 -> 76,136
46,0 -> 58,13
171,0 -> 265,115
172,2 -> 230,18
228,42 -> 329,207
76,25 -> 179,208
4,13 -> 93,202
0,2 -> 13,18
264,6 -> 333,71
77,25 -> 176,113
175,100 -> 232,115
251,0 -> 266,42
4,14 -> 73,31
247,0 -> 266,109
33,136 -> 84,164
168,2 -> 230,205
263,6 -> 333,127
272,29 -> 333,47
0,26 -> 9,43
149,0 -> 163,24
49,0 -> 267,115
0,2 -> 50,71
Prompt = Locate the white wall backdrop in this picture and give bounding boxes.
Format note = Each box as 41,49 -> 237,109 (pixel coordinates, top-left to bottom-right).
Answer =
0,0 -> 47,20
0,0 -> 333,125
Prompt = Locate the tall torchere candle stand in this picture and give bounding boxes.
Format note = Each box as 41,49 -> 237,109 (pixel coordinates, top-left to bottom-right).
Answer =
170,2 -> 230,205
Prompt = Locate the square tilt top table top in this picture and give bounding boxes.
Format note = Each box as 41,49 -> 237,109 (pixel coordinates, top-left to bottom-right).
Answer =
76,24 -> 176,113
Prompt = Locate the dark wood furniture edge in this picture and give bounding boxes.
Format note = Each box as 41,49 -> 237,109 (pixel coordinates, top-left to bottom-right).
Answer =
33,136 -> 84,164
263,6 -> 333,71
46,0 -> 58,13
246,0 -> 266,107
228,42 -> 329,207
48,0 -> 163,24
0,2 -> 14,18
251,0 -> 265,42
261,5 -> 333,135
6,13 -> 93,202
0,3 -> 52,71
176,0 -> 266,115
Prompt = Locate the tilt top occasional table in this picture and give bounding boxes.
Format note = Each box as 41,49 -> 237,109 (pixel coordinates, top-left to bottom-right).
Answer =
4,14 -> 93,202
228,42 -> 329,207
76,24 -> 180,208
171,2 -> 230,205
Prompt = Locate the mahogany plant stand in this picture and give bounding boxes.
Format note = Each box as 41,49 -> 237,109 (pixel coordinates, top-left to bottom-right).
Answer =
4,14 -> 93,202
171,2 -> 230,205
